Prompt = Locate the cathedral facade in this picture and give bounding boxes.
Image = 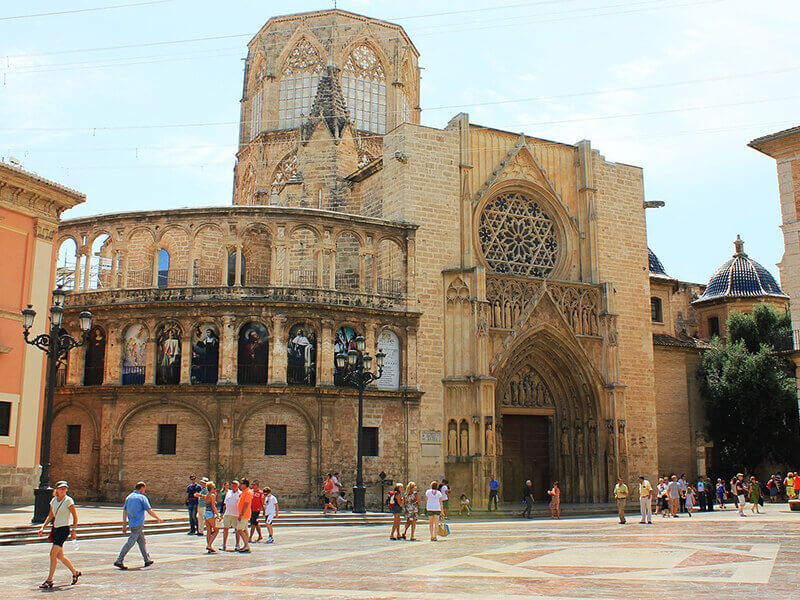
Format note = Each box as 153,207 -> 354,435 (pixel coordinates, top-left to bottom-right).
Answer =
48,9 -> 790,505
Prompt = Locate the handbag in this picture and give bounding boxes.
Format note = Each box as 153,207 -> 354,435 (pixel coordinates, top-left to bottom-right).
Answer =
437,522 -> 450,537
48,498 -> 66,542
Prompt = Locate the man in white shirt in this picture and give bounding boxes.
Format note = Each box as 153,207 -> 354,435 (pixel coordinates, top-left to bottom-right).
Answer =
638,476 -> 653,524
221,480 -> 241,551
263,486 -> 279,544
440,479 -> 450,518
667,475 -> 681,517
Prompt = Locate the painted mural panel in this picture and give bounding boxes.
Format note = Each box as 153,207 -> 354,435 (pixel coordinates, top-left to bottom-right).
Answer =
156,323 -> 181,385
192,323 -> 220,384
287,323 -> 316,386
238,322 -> 269,384
122,324 -> 147,384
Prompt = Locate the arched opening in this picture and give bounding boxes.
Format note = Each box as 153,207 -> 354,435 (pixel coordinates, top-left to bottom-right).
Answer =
87,234 -> 112,290
242,225 -> 270,286
227,250 -> 245,286
157,249 -> 170,288
377,238 -> 404,296
333,325 -> 361,386
237,322 -> 269,385
155,323 -> 181,385
287,323 -> 316,386
83,326 -> 106,385
278,39 -> 323,130
191,323 -> 219,384
56,239 -> 77,290
494,328 -> 606,503
288,228 -> 318,287
51,404 -> 98,500
335,232 -> 361,291
193,225 -> 225,286
342,43 -> 386,134
122,324 -> 147,384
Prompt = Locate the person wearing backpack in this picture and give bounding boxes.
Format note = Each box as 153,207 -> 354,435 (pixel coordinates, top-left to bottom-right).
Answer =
388,483 -> 405,540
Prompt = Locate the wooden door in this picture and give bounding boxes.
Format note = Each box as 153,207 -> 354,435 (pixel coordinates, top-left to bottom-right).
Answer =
502,414 -> 550,502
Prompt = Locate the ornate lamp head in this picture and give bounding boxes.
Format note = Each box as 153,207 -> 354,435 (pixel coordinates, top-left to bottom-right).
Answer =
78,310 -> 93,332
362,353 -> 373,372
375,351 -> 385,369
347,348 -> 358,367
51,286 -> 66,307
335,352 -> 346,370
21,305 -> 36,330
355,335 -> 366,353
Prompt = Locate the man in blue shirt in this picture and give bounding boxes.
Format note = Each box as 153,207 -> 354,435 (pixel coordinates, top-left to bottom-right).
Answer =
488,475 -> 500,511
114,481 -> 163,570
186,475 -> 202,535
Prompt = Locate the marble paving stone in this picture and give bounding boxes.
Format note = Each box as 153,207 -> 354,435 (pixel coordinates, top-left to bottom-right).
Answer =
1,506 -> 798,598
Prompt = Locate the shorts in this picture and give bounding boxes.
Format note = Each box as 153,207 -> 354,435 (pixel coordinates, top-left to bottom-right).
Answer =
427,510 -> 441,515
249,510 -> 261,526
737,494 -> 746,504
235,518 -> 248,531
265,512 -> 276,524
51,525 -> 70,547
204,510 -> 215,521
222,514 -> 239,529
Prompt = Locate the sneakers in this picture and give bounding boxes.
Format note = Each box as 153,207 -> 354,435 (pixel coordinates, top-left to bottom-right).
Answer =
267,537 -> 274,544
143,560 -> 154,567
113,562 -> 127,570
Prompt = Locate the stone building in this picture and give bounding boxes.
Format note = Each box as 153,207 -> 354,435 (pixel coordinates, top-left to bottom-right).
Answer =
47,9 -> 791,505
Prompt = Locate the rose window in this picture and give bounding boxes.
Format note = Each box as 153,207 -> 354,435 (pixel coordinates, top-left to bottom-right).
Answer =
478,192 -> 559,278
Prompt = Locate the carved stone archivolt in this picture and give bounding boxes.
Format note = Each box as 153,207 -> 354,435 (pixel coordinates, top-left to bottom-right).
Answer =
500,365 -> 553,408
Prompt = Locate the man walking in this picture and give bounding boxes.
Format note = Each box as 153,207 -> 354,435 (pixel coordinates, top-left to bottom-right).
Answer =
638,475 -> 653,524
440,479 -> 450,518
186,475 -> 201,535
488,475 -> 500,511
221,480 -> 241,551
614,477 -> 629,524
114,481 -> 163,570
249,480 -> 264,543
235,479 -> 253,553
667,475 -> 681,517
263,486 -> 279,544
521,479 -> 534,519
196,477 -> 208,535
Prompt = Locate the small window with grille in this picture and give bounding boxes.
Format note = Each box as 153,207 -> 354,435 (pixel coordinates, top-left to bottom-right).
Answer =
157,424 -> 177,455
265,424 -> 287,455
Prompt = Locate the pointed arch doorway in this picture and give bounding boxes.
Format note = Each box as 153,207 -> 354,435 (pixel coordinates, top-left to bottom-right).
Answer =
494,327 -> 609,504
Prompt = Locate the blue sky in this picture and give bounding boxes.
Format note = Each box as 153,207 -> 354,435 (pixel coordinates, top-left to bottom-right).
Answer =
1,0 -> 798,284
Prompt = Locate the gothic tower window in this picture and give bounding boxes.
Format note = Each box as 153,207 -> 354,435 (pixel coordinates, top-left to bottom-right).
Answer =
478,192 -> 560,278
650,297 -> 663,323
342,44 -> 386,134
278,39 -> 324,130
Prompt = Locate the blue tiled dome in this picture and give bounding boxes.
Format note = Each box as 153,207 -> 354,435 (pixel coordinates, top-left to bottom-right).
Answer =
648,248 -> 668,276
694,236 -> 787,304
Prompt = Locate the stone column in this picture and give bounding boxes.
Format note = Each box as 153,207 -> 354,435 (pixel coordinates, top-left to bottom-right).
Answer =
119,250 -> 129,289
110,251 -> 119,288
358,253 -> 366,292
405,232 -> 415,298
151,250 -> 159,287
318,319 -> 334,386
218,315 -> 236,384
269,314 -> 287,385
145,322 -> 157,385
316,249 -> 324,287
234,243 -> 243,286
370,251 -> 378,293
72,250 -> 83,291
180,327 -> 192,384
104,322 -> 122,385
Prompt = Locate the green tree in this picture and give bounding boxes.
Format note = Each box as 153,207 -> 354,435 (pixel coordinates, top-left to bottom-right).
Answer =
699,303 -> 800,475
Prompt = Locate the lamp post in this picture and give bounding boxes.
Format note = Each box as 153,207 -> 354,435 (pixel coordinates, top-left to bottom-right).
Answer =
335,335 -> 384,514
21,286 -> 92,524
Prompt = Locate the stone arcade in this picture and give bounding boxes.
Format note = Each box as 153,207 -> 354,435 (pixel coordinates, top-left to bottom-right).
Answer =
45,9 -> 790,506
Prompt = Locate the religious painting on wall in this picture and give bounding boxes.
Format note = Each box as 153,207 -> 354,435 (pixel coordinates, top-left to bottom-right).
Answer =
238,322 -> 269,385
376,329 -> 400,389
192,323 -> 219,384
287,323 -> 316,386
333,326 -> 358,386
155,323 -> 182,385
122,324 -> 147,384
83,326 -> 106,385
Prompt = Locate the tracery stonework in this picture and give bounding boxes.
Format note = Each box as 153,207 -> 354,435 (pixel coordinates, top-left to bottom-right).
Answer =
282,39 -> 324,75
478,192 -> 559,277
343,44 -> 385,80
272,153 -> 298,195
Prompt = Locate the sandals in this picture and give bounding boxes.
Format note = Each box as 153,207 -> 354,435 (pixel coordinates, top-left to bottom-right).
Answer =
206,547 -> 217,554
39,580 -> 54,589
71,571 -> 82,585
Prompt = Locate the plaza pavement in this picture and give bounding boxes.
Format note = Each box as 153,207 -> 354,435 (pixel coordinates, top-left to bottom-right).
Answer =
2,504 -> 796,599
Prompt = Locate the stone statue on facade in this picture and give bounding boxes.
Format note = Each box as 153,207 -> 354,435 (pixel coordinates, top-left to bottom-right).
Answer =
485,422 -> 496,456
574,421 -> 585,456
448,425 -> 458,456
587,419 -> 597,456
560,420 -> 570,456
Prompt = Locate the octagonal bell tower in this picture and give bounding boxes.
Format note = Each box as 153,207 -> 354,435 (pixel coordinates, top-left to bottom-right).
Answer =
232,9 -> 420,210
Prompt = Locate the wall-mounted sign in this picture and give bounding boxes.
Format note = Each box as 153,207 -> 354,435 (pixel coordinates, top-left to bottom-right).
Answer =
376,329 -> 400,389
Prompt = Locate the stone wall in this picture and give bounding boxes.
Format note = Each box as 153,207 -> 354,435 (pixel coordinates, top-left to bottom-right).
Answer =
0,465 -> 40,505
653,346 -> 697,479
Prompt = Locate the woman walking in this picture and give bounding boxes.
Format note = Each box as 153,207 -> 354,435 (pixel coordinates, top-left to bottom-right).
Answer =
716,478 -> 726,509
37,481 -> 81,589
425,481 -> 443,542
749,476 -> 761,514
198,481 -> 220,553
547,482 -> 561,519
388,483 -> 404,540
402,482 -> 420,541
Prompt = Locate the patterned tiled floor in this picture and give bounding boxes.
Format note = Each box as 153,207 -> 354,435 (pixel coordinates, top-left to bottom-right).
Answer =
3,506 -> 796,598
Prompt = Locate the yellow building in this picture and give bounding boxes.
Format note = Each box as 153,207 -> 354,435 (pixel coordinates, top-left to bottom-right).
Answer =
42,10 -> 791,506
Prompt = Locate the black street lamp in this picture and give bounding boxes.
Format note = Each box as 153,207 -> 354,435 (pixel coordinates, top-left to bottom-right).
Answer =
335,335 -> 384,514
22,286 -> 92,524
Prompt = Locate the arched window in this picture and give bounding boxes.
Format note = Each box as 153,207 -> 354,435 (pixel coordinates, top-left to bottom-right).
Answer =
155,323 -> 181,385
342,44 -> 386,134
238,322 -> 269,385
56,239 -> 77,290
650,297 -> 663,323
271,153 -> 298,196
157,249 -> 170,288
287,323 -> 316,386
335,232 -> 361,291
278,39 -> 324,129
88,234 -> 113,289
192,323 -> 219,384
83,326 -> 106,385
228,251 -> 245,286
